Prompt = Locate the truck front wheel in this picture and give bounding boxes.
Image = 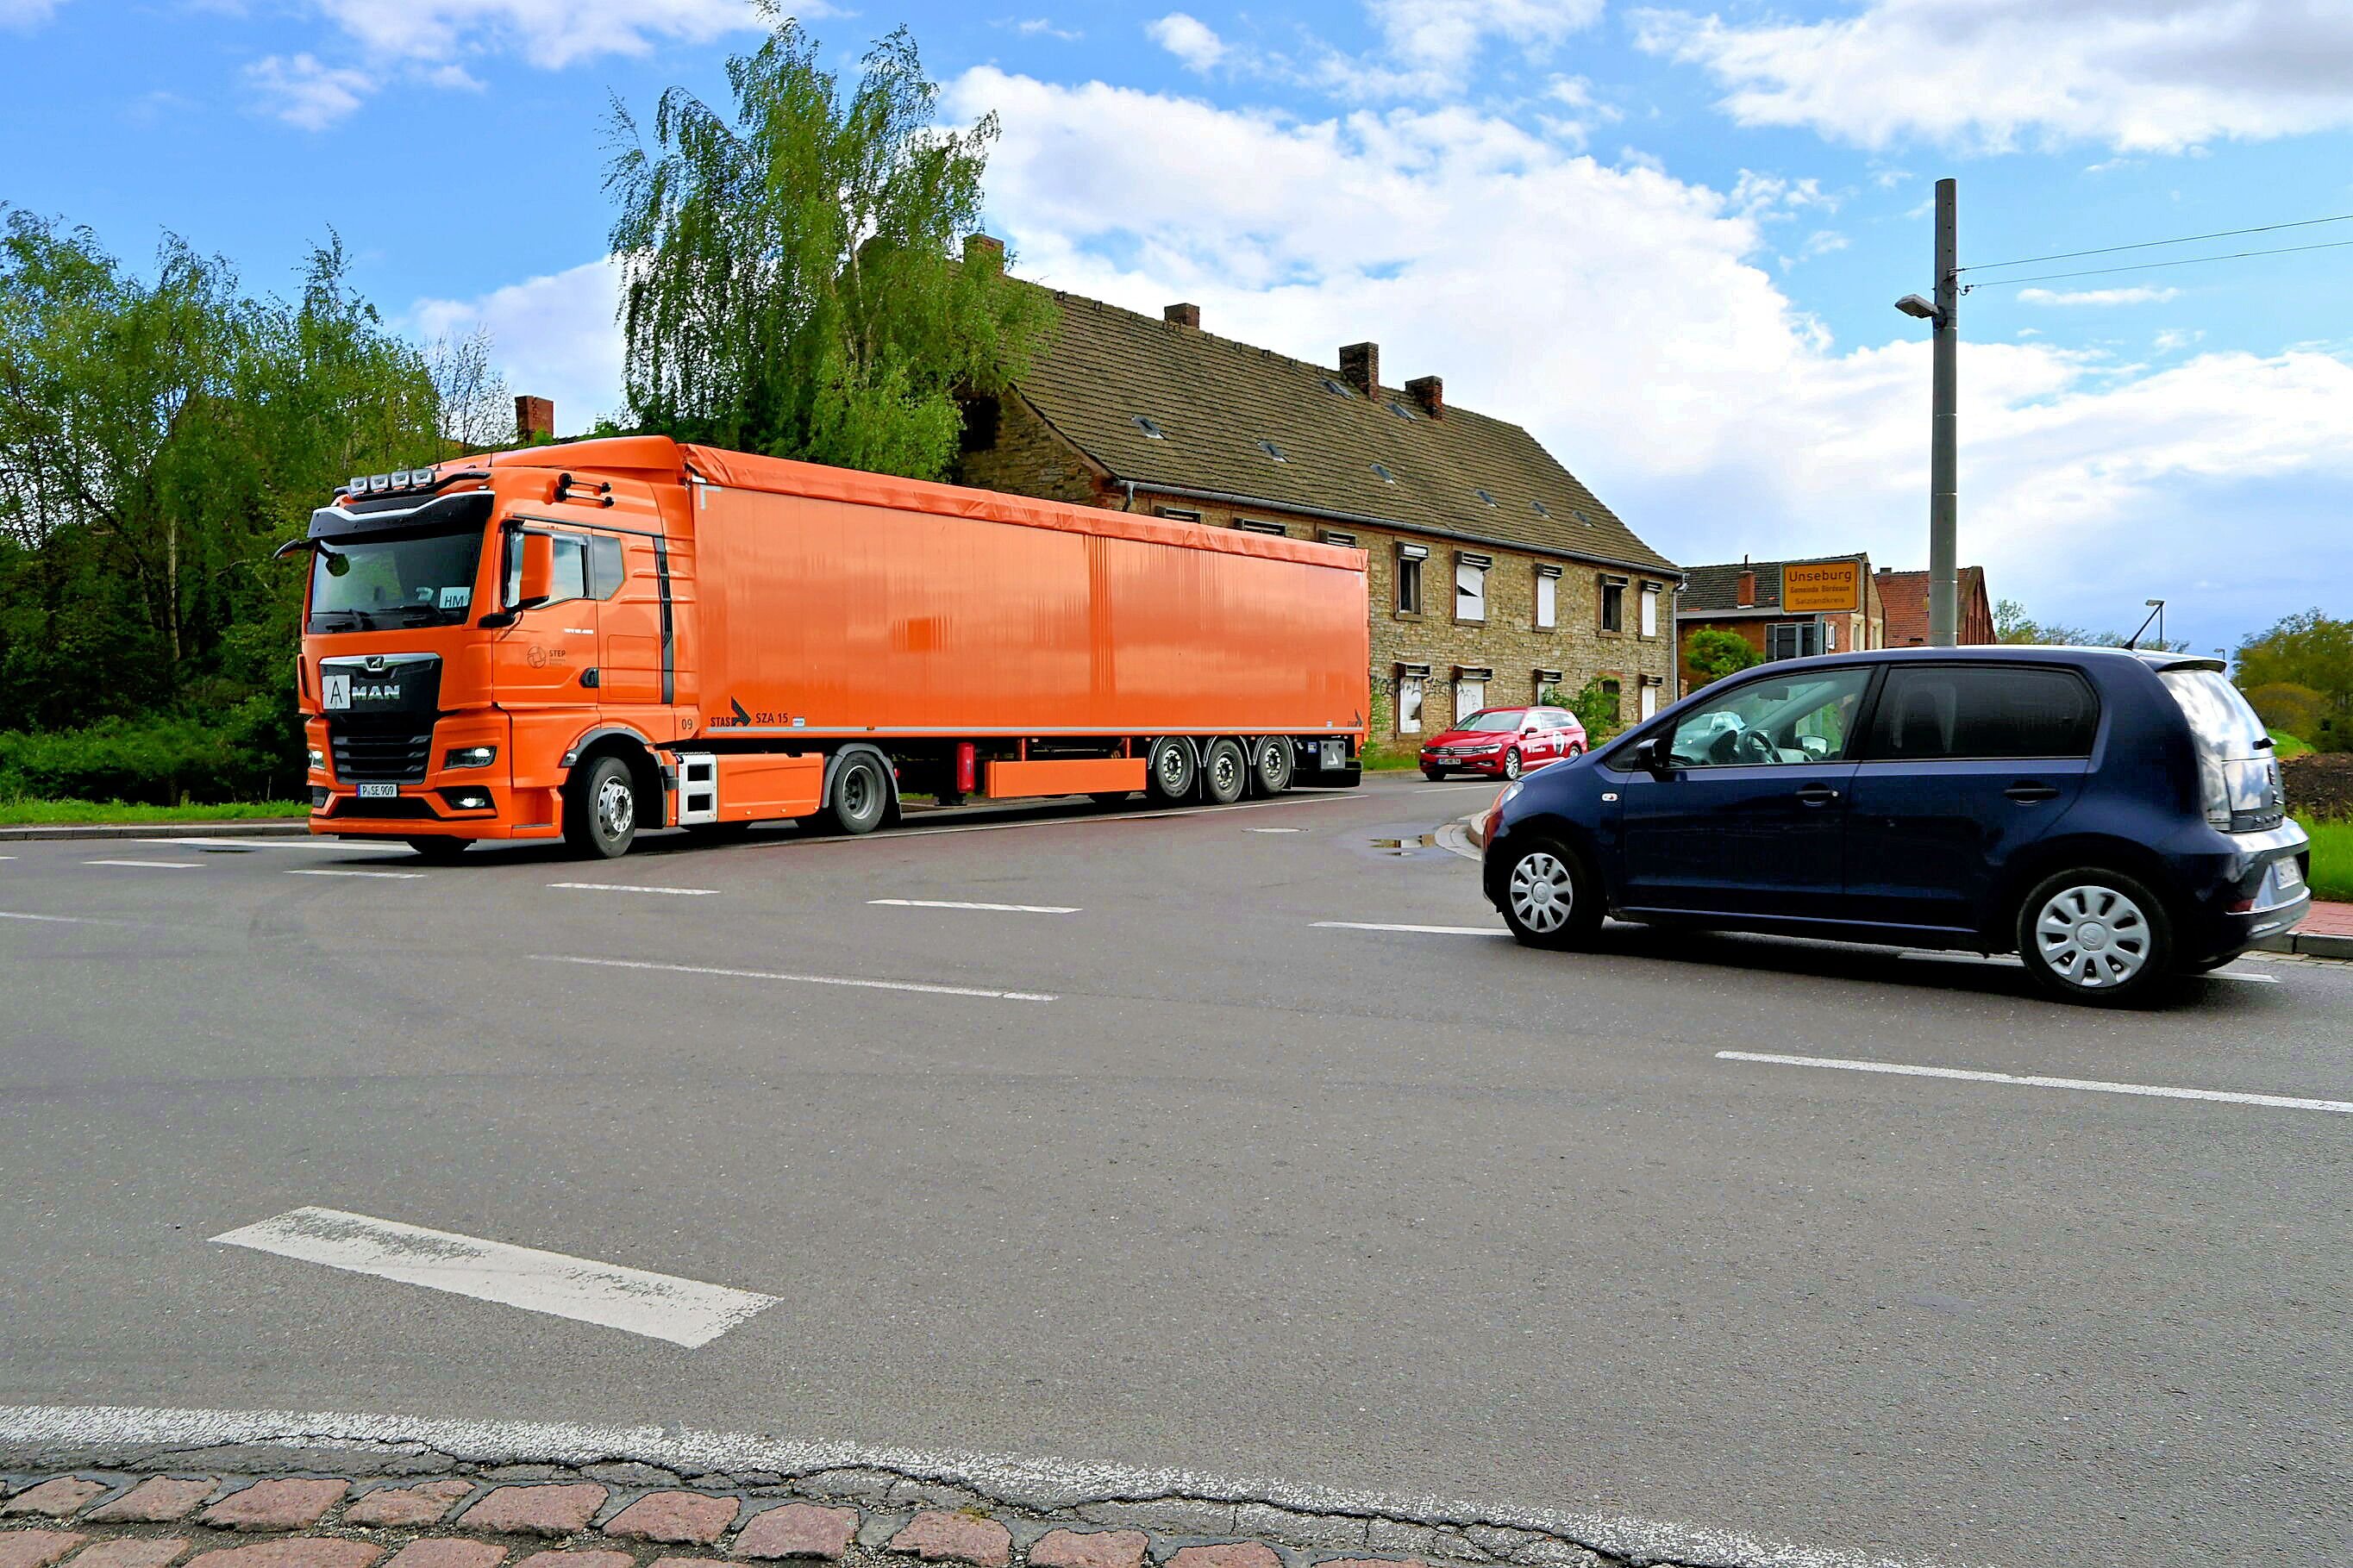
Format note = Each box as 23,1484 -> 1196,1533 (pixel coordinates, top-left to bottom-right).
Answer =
823,751 -> 891,834
564,754 -> 640,859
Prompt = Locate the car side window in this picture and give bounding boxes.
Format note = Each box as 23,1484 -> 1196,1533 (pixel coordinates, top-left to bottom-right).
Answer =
1864,665 -> 2098,760
1664,667 -> 1873,768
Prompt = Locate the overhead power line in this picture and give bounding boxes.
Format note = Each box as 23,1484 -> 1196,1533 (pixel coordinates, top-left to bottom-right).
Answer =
1961,235 -> 2353,291
1958,211 -> 2353,273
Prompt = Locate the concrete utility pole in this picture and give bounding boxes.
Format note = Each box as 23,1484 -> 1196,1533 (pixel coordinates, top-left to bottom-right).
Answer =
1896,180 -> 1959,647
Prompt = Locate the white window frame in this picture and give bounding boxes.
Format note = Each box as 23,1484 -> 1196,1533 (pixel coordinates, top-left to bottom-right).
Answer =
1455,553 -> 1491,622
1397,544 -> 1428,615
1397,672 -> 1425,734
1535,565 -> 1560,630
1639,678 -> 1661,721
1455,677 -> 1486,722
1639,583 -> 1660,638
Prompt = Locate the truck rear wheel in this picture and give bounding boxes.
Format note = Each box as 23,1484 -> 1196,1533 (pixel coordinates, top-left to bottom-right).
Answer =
1249,736 -> 1294,796
822,751 -> 891,835
1146,737 -> 1195,804
564,754 -> 640,859
1203,738 -> 1247,804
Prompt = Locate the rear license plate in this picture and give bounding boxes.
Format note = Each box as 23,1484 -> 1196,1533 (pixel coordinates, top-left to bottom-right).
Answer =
2276,858 -> 2305,893
357,783 -> 398,799
1322,740 -> 1345,767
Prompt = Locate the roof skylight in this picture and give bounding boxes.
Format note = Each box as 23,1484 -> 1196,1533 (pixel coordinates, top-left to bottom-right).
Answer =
1531,500 -> 1551,518
1388,402 -> 1417,422
1321,378 -> 1353,397
1474,488 -> 1498,507
1371,462 -> 1396,483
1133,415 -> 1165,439
1258,439 -> 1287,462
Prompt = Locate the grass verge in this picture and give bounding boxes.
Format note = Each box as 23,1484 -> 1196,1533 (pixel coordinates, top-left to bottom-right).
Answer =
0,798 -> 307,826
2297,814 -> 2352,903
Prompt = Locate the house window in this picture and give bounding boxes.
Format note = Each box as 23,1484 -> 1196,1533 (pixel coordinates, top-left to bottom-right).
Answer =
1599,577 -> 1626,633
1396,667 -> 1429,734
1534,668 -> 1563,703
1455,676 -> 1486,721
1534,565 -> 1560,630
1397,544 -> 1427,615
1639,677 -> 1661,721
1639,583 -> 1661,637
1455,553 -> 1491,622
1155,506 -> 1203,522
1601,678 -> 1623,722
1766,621 -> 1828,660
1236,519 -> 1287,537
1317,528 -> 1357,547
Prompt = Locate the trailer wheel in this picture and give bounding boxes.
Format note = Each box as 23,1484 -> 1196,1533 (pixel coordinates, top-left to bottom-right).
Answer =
1203,738 -> 1248,805
823,751 -> 892,835
1145,737 -> 1196,804
564,754 -> 640,859
1249,736 -> 1294,796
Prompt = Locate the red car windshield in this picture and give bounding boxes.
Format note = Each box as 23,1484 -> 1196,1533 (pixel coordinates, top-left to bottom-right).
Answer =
1459,710 -> 1525,733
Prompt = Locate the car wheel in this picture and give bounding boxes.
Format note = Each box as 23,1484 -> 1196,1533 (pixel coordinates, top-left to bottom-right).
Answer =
563,755 -> 639,859
1499,840 -> 1603,951
404,837 -> 471,863
1565,743 -> 1585,759
1503,748 -> 1524,780
1422,767 -> 1447,782
1146,736 -> 1196,804
1202,737 -> 1248,804
822,751 -> 892,835
2015,868 -> 2175,1006
1249,736 -> 1295,796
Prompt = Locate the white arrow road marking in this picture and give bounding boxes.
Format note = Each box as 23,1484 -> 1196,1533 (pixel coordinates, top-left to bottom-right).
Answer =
1718,1050 -> 2353,1115
1313,921 -> 1509,937
549,882 -> 719,896
212,1207 -> 778,1348
868,898 -> 1081,914
534,953 -> 1057,1003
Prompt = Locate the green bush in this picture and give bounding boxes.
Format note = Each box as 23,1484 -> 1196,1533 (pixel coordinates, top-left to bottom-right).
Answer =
0,701 -> 301,805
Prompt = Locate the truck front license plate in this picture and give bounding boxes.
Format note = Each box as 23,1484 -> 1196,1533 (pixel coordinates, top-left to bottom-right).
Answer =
357,783 -> 398,799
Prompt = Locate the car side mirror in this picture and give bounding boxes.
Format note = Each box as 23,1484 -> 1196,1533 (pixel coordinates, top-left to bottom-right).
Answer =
1631,734 -> 1672,775
515,531 -> 554,609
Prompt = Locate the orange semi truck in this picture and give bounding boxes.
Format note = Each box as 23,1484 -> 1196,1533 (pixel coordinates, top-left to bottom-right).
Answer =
291,436 -> 1367,859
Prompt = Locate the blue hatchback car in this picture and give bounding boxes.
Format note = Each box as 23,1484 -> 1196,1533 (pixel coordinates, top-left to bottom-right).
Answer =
1479,647 -> 2312,1005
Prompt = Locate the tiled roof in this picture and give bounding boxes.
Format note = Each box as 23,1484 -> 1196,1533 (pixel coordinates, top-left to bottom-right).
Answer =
1009,290 -> 1678,574
1679,553 -> 1870,615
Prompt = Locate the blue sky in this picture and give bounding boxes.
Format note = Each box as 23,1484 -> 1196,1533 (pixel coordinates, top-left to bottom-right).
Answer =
5,0 -> 2350,656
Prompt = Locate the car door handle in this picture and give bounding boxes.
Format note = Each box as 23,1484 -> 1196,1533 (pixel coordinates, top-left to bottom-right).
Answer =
579,667 -> 600,689
1793,784 -> 1840,806
2005,782 -> 2060,803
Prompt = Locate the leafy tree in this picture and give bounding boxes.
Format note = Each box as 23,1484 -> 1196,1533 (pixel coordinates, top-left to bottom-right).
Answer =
1994,597 -> 2184,651
1563,677 -> 1626,743
604,9 -> 1055,479
2237,610 -> 2353,751
1683,626 -> 1762,688
2240,681 -> 2325,742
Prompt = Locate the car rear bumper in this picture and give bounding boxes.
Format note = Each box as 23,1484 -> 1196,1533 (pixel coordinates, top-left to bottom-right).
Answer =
2171,828 -> 2312,963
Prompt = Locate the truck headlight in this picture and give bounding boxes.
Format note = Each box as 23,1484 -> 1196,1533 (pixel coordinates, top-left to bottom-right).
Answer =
307,747 -> 325,769
444,746 -> 498,769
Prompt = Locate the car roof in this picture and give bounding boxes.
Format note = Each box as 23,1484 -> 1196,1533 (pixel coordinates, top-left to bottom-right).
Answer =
1787,646 -> 2225,673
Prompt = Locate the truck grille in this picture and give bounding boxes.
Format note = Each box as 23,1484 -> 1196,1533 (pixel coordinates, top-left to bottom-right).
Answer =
329,719 -> 434,783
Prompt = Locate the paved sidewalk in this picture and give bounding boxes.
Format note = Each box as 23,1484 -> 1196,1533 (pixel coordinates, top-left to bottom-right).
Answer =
0,1469 -> 1607,1568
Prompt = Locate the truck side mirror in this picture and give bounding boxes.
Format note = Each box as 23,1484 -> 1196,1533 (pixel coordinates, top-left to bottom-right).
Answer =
516,531 -> 554,609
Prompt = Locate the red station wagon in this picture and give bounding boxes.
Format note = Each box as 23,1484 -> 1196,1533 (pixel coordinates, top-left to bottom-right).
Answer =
1420,707 -> 1586,781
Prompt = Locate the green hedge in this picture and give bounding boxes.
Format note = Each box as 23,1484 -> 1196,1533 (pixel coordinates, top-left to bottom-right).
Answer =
0,700 -> 304,805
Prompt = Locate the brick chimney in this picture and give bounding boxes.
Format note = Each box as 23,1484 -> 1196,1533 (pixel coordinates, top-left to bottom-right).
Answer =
1405,374 -> 1444,419
1164,302 -> 1201,329
515,395 -> 554,445
1339,341 -> 1379,397
1737,565 -> 1756,608
963,233 -> 1005,272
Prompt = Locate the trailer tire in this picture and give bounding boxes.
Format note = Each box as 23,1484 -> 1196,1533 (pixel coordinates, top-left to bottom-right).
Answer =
1145,736 -> 1196,804
564,754 -> 641,859
822,750 -> 892,835
1249,736 -> 1294,796
1203,738 -> 1248,804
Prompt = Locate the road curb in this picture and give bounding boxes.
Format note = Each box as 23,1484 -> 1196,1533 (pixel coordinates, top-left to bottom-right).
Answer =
0,821 -> 311,843
2256,928 -> 2353,960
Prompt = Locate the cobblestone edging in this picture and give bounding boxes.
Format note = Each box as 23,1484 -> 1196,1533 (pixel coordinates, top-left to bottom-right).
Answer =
0,1471 -> 1645,1568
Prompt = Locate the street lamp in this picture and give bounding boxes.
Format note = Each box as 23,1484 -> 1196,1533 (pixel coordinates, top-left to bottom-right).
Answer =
2146,598 -> 2165,648
1893,178 -> 1958,647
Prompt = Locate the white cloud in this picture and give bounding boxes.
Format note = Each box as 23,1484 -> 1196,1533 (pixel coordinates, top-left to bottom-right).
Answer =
306,0 -> 770,69
2016,286 -> 2181,307
1146,13 -> 1227,73
944,65 -> 2353,642
244,53 -> 374,129
0,0 -> 63,28
1362,0 -> 1602,86
410,259 -> 626,434
1636,0 -> 2353,153
1011,17 -> 1082,40
2156,328 -> 2206,351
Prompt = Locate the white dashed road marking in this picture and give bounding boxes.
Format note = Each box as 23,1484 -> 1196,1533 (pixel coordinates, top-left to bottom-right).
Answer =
549,882 -> 718,896
285,869 -> 427,880
1246,828 -> 1305,834
0,910 -> 97,924
868,898 -> 1080,914
532,953 -> 1058,1003
1314,920 -> 1509,937
1718,1049 -> 2353,1115
141,837 -> 410,853
84,859 -> 201,870
212,1207 -> 777,1348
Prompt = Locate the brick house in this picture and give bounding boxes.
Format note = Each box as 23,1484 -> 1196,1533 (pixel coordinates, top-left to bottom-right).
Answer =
954,286 -> 1682,744
1874,565 -> 1995,646
1674,553 -> 1887,692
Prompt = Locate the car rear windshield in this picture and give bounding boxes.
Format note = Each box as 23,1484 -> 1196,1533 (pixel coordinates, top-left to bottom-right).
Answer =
309,525 -> 485,632
2159,669 -> 2269,759
1461,710 -> 1524,732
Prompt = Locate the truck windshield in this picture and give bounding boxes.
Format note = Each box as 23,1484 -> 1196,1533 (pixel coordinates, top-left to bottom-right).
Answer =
308,526 -> 485,632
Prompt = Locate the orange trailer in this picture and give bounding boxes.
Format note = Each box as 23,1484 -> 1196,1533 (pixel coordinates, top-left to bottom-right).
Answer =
291,436 -> 1368,858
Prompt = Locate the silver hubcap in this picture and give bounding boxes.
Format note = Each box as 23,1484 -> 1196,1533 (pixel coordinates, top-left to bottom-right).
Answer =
1158,749 -> 1186,790
1213,752 -> 1239,791
2034,884 -> 2151,988
1510,852 -> 1574,934
596,776 -> 634,840
1505,751 -> 1521,778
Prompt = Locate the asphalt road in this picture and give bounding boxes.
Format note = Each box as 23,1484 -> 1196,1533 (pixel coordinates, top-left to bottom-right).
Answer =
2,772 -> 2348,1567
